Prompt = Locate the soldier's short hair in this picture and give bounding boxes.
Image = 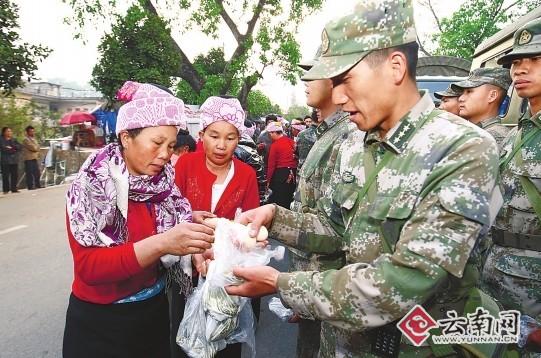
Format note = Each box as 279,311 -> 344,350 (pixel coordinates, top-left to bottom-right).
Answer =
363,42 -> 419,81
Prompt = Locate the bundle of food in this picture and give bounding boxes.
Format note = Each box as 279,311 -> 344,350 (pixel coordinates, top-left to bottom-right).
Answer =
177,218 -> 283,358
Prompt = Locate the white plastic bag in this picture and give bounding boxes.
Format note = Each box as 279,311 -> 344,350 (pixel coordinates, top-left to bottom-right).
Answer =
177,219 -> 284,358
268,297 -> 294,322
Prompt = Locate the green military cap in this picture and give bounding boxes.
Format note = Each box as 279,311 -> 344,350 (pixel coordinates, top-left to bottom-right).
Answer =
451,67 -> 512,92
434,85 -> 462,99
298,46 -> 322,71
302,0 -> 417,81
498,17 -> 541,65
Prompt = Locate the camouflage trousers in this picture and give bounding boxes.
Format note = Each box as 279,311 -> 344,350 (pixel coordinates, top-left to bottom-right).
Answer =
288,248 -> 347,358
290,251 -> 322,358
481,244 -> 541,320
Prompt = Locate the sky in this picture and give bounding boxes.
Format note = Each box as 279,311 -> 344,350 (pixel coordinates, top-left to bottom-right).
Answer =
14,0 -> 463,110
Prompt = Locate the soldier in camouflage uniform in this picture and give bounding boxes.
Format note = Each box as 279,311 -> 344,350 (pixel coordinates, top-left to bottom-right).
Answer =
434,85 -> 462,116
452,68 -> 512,150
482,18 -> 541,329
296,122 -> 318,169
289,48 -> 356,358
227,1 -> 499,357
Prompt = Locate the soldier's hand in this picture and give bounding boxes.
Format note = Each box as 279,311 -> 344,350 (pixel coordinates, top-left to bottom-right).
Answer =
527,328 -> 541,352
225,266 -> 279,298
288,313 -> 300,323
235,204 -> 275,239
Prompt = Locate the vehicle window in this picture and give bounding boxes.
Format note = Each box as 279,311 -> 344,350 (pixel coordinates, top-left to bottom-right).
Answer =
416,80 -> 456,102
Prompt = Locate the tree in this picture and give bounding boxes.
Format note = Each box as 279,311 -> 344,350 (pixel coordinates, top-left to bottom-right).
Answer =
0,98 -> 33,138
285,104 -> 310,119
0,99 -> 66,141
176,48 -> 241,105
418,0 -> 541,59
0,0 -> 50,94
246,89 -> 280,117
92,5 -> 181,100
63,0 -> 324,107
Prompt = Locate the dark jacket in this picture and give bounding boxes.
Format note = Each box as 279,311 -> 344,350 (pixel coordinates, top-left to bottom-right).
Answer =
235,133 -> 268,203
256,130 -> 272,166
0,137 -> 21,165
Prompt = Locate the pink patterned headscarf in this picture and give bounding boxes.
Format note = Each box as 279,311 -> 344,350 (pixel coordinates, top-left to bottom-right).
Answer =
200,96 -> 245,133
115,81 -> 187,134
266,121 -> 283,132
244,125 -> 256,138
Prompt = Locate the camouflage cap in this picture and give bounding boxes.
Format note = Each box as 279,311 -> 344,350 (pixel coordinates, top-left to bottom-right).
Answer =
298,46 -> 322,71
302,0 -> 417,81
451,67 -> 512,92
498,17 -> 541,65
434,84 -> 462,99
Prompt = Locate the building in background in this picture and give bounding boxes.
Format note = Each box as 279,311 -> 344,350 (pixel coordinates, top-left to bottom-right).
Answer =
13,81 -> 104,115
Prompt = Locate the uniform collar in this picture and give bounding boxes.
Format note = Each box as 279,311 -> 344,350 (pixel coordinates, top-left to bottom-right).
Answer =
316,110 -> 348,139
478,116 -> 500,129
519,110 -> 541,130
365,91 -> 435,154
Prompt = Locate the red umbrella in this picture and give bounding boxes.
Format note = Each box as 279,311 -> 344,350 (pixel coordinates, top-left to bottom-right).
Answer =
59,111 -> 96,125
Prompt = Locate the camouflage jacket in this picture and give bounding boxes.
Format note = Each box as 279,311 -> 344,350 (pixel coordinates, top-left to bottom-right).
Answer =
291,110 -> 353,214
482,111 -> 541,319
295,125 -> 317,168
289,110 -> 355,270
271,93 -> 499,354
479,116 -> 512,152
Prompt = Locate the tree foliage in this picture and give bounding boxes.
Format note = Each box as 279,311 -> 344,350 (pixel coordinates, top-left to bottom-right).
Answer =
0,99 -> 66,141
0,99 -> 33,138
63,0 -> 324,107
285,104 -> 310,119
420,0 -> 541,59
176,48 -> 241,105
0,0 -> 50,94
246,89 -> 281,117
175,50 -> 280,116
92,5 -> 181,100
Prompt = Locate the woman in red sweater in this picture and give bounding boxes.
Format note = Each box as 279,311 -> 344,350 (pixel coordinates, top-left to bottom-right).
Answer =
266,121 -> 298,208
62,82 -> 214,358
174,96 -> 259,358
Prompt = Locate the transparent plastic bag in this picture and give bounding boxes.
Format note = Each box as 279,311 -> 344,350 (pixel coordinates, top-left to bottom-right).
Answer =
268,297 -> 294,322
518,315 -> 541,349
177,219 -> 284,358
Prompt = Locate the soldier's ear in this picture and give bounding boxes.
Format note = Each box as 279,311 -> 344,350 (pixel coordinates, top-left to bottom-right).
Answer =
388,51 -> 408,86
487,88 -> 499,104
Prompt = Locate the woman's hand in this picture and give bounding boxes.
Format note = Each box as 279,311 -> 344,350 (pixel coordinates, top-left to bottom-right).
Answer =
192,250 -> 213,277
162,222 -> 214,256
192,211 -> 215,225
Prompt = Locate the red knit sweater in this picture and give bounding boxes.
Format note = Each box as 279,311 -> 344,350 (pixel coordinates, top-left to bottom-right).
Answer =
67,201 -> 159,304
175,151 -> 259,219
267,136 -> 297,182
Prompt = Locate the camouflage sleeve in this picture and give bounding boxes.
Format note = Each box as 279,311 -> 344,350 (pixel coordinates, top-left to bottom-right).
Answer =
270,205 -> 343,254
277,134 -> 499,331
270,136 -> 347,255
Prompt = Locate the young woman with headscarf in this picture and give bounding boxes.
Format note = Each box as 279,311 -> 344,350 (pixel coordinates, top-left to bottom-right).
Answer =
173,96 -> 259,358
62,81 -> 215,358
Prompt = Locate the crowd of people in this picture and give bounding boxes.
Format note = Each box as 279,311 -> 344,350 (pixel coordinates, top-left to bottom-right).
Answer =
56,0 -> 541,357
0,125 -> 43,194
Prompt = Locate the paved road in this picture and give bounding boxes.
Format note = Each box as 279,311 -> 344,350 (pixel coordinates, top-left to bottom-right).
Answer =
0,186 -> 297,358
